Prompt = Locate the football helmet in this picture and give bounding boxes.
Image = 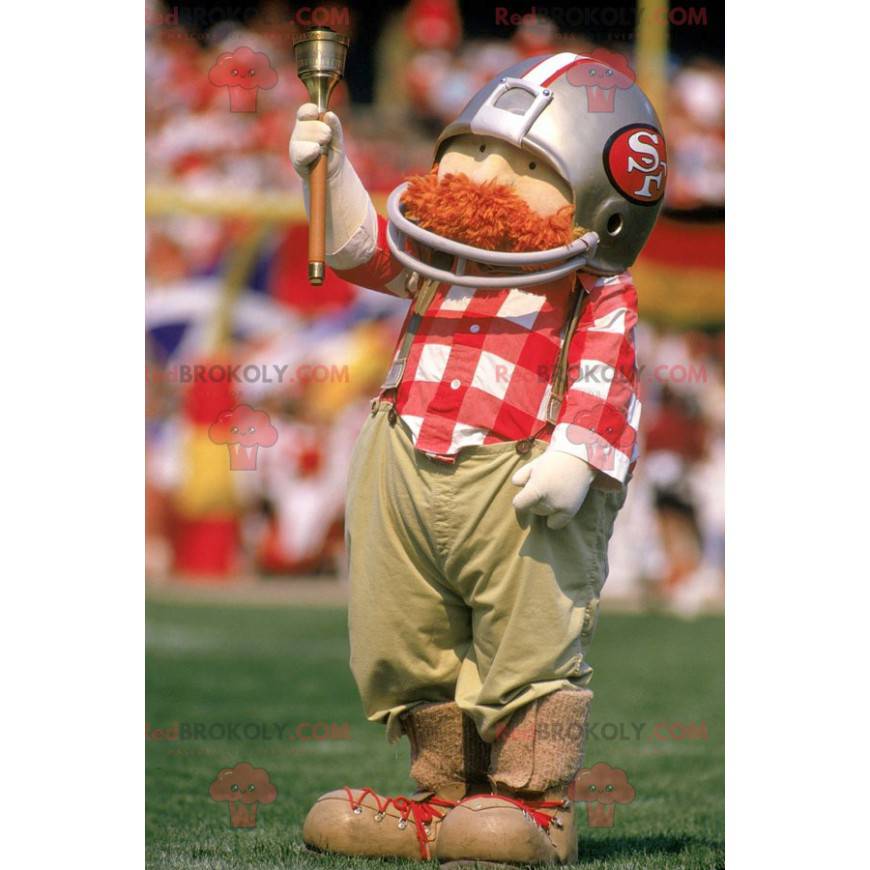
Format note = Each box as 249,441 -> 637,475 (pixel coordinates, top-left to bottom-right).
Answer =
387,51 -> 667,283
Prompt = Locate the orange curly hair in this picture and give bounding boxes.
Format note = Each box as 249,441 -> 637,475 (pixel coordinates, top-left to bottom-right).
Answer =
400,168 -> 580,253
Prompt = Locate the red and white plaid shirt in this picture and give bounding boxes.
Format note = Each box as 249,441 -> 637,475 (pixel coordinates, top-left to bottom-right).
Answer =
336,216 -> 641,485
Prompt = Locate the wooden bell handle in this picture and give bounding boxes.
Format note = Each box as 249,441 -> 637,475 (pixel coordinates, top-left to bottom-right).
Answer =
307,139 -> 328,286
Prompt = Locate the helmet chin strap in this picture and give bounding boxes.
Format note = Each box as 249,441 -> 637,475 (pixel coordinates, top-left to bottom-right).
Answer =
386,183 -> 599,289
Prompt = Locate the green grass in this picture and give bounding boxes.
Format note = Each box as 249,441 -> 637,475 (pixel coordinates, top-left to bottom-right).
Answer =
146,600 -> 723,869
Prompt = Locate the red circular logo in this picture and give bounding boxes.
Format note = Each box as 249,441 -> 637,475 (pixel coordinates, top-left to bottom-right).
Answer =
603,125 -> 667,206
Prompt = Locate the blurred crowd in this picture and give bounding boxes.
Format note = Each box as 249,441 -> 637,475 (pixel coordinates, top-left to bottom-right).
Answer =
146,0 -> 724,612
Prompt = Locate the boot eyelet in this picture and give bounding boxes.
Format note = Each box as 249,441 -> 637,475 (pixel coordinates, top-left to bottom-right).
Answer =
374,812 -> 385,822
553,818 -> 564,829
397,819 -> 408,830
352,806 -> 363,815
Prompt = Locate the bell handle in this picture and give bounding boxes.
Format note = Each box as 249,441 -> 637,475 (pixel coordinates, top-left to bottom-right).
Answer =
307,130 -> 327,285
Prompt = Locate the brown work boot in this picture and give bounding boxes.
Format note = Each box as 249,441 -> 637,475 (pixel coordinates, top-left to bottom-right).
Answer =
436,688 -> 593,867
302,701 -> 490,860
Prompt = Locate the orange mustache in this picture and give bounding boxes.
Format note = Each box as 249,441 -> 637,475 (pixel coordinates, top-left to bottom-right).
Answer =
400,168 -> 580,253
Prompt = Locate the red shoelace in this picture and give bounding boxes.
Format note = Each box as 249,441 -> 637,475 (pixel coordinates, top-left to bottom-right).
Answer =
460,793 -> 568,830
342,786 -> 457,859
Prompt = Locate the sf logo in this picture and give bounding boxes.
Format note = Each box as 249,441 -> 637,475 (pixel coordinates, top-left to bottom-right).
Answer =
626,130 -> 666,199
604,124 -> 668,205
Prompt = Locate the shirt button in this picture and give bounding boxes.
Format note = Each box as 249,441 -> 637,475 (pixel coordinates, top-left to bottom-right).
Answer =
450,379 -> 461,390
469,324 -> 480,334
515,439 -> 533,455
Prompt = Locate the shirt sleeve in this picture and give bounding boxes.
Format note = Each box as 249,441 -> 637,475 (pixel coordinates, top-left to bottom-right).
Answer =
547,271 -> 641,487
331,213 -> 410,298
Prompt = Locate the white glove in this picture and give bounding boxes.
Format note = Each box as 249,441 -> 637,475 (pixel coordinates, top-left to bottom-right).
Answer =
289,103 -> 377,268
511,450 -> 596,530
290,103 -> 345,177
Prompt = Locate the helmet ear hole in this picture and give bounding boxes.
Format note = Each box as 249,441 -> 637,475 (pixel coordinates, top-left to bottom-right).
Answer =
606,213 -> 624,236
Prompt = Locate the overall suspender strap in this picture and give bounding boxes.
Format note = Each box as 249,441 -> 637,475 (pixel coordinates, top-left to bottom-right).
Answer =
546,281 -> 588,426
381,276 -> 440,391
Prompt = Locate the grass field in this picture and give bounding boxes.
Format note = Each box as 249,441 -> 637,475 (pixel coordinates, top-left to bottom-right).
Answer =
146,599 -> 724,869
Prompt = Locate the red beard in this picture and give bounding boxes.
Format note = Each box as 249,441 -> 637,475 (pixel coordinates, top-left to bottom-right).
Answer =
400,168 -> 579,253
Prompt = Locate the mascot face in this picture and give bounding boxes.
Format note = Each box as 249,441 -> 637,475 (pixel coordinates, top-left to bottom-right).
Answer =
397,133 -> 580,266
438,134 -> 572,219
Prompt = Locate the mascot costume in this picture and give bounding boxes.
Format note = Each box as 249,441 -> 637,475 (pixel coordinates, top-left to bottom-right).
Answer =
290,50 -> 666,866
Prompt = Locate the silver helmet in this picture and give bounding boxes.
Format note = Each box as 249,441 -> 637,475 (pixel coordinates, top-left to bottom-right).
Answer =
386,50 -> 667,283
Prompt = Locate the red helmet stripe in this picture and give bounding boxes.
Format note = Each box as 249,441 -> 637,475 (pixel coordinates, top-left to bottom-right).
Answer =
541,57 -> 589,87
522,53 -> 582,86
